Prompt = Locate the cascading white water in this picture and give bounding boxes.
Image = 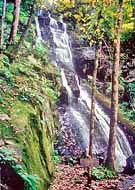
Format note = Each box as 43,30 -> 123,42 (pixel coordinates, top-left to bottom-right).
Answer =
61,69 -> 73,99
37,12 -> 133,171
35,17 -> 42,39
76,75 -> 132,169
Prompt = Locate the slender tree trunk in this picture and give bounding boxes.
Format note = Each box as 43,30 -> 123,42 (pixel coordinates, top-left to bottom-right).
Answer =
105,0 -> 123,170
88,47 -> 100,184
0,0 -> 6,49
9,0 -> 21,44
12,3 -> 35,56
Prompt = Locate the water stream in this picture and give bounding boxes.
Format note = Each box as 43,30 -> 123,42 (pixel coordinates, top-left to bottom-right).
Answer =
37,12 -> 133,171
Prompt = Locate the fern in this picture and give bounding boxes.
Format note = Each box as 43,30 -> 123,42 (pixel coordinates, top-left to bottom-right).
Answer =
92,166 -> 117,180
129,82 -> 135,97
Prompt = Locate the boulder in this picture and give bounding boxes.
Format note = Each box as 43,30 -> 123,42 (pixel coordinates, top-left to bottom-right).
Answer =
73,47 -> 95,79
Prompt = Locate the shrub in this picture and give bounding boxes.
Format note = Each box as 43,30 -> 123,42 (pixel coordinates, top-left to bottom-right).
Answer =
92,166 -> 117,180
52,150 -> 61,164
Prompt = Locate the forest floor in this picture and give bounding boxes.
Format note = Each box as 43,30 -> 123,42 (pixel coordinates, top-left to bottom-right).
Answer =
50,163 -> 135,190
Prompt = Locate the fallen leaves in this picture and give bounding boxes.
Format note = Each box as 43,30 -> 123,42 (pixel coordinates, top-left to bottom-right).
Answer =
129,183 -> 135,190
50,164 -> 120,190
50,163 -> 135,190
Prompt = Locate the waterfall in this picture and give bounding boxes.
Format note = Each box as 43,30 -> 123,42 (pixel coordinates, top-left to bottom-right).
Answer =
61,69 -> 73,101
76,78 -> 132,169
35,17 -> 42,39
37,11 -> 133,171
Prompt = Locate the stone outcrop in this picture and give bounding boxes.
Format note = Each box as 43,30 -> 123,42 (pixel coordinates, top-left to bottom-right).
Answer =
0,50 -> 60,190
124,154 -> 135,174
0,96 -> 56,190
122,59 -> 135,83
71,35 -> 111,83
73,47 -> 95,79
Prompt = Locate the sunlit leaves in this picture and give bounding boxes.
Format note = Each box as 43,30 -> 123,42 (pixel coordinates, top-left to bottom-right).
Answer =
55,0 -> 134,43
74,14 -> 83,22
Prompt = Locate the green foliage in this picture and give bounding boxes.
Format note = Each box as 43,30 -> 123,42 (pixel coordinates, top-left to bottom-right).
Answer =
45,80 -> 59,103
0,148 -> 16,164
0,148 -> 39,190
128,82 -> 135,98
119,82 -> 135,122
52,150 -> 61,164
0,21 -> 58,188
120,102 -> 129,111
54,0 -> 74,13
0,2 -> 14,22
120,102 -> 135,122
15,29 -> 59,104
0,0 -> 34,48
119,76 -> 126,88
0,67 -> 14,87
33,39 -> 48,59
0,26 -> 59,105
0,55 -> 10,67
121,2 -> 134,41
55,0 -> 135,44
0,56 -> 14,87
0,2 -> 59,190
18,91 -> 31,102
0,1 -> 30,24
0,122 -> 14,138
14,166 -> 39,190
92,166 -> 117,180
0,93 -> 4,103
20,7 -> 29,24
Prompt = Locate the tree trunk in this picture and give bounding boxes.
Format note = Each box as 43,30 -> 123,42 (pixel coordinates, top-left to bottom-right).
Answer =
12,2 -> 35,56
9,0 -> 21,44
105,0 -> 123,170
0,0 -> 6,49
88,47 -> 100,184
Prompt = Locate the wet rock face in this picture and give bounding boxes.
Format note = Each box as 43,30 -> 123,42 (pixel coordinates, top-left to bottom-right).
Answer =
72,47 -> 95,79
65,71 -> 80,97
122,59 -> 135,83
61,69 -> 80,99
0,100 -> 55,190
124,154 -> 135,174
59,87 -> 68,105
38,11 -> 50,26
70,34 -> 95,79
72,45 -> 112,82
56,107 -> 83,159
38,16 -> 51,43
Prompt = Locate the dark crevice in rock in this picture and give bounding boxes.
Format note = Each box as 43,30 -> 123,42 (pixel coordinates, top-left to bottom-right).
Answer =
0,163 -> 24,190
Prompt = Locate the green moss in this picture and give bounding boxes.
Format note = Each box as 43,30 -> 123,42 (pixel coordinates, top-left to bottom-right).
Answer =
0,122 -> 14,139
0,98 -> 55,189
8,100 -> 54,190
0,33 -> 60,190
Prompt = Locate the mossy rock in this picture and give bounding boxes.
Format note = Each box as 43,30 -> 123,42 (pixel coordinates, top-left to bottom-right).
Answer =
0,35 -> 60,190
9,100 -> 54,190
